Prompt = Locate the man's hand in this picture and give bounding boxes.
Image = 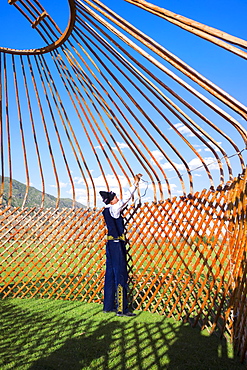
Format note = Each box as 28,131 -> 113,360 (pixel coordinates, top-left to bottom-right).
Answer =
134,173 -> 142,186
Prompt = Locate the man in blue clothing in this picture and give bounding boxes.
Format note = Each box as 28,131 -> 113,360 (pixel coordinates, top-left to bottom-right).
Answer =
99,174 -> 142,317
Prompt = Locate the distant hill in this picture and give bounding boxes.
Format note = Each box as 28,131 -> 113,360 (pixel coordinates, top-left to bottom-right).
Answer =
0,177 -> 85,209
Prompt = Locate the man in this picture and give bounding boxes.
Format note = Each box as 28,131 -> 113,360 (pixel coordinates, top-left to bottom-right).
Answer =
99,174 -> 142,317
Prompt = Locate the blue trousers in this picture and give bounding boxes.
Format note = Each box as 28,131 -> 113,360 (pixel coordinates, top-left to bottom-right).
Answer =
103,240 -> 129,314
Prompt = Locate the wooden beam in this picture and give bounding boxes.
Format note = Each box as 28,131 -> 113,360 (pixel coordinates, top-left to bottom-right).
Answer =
124,0 -> 247,50
31,11 -> 48,29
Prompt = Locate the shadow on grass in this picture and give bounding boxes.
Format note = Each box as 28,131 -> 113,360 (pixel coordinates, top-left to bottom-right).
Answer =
0,298 -> 244,370
29,321 -> 119,370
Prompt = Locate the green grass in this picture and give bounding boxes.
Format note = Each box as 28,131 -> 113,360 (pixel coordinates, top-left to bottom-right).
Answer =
0,298 -> 244,370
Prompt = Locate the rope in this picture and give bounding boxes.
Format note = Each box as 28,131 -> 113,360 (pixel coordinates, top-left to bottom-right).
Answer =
167,148 -> 247,183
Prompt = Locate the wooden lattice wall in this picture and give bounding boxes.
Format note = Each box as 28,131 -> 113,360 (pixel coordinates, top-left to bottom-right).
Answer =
1,0 -> 247,365
1,169 -> 247,362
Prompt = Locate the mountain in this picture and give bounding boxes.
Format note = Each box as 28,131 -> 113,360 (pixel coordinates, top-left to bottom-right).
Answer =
0,177 -> 85,209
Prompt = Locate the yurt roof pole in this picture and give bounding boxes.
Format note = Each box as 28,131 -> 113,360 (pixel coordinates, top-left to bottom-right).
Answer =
78,0 -> 247,143
78,9 -> 244,176
124,0 -> 247,56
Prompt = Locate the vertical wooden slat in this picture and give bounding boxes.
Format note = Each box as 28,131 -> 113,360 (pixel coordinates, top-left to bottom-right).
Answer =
27,54 -> 61,207
34,55 -> 76,207
3,54 -> 13,206
20,55 -> 45,207
12,54 -> 30,208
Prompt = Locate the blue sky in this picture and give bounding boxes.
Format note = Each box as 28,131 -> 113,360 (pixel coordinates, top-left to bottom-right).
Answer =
0,0 -> 247,206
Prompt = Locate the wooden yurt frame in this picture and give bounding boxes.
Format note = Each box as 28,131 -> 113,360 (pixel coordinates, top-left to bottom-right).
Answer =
0,0 -> 247,363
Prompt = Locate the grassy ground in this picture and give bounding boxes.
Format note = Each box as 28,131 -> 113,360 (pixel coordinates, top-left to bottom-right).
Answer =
0,298 -> 245,370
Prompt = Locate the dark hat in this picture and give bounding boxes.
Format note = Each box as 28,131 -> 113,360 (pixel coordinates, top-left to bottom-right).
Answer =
99,191 -> 116,205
